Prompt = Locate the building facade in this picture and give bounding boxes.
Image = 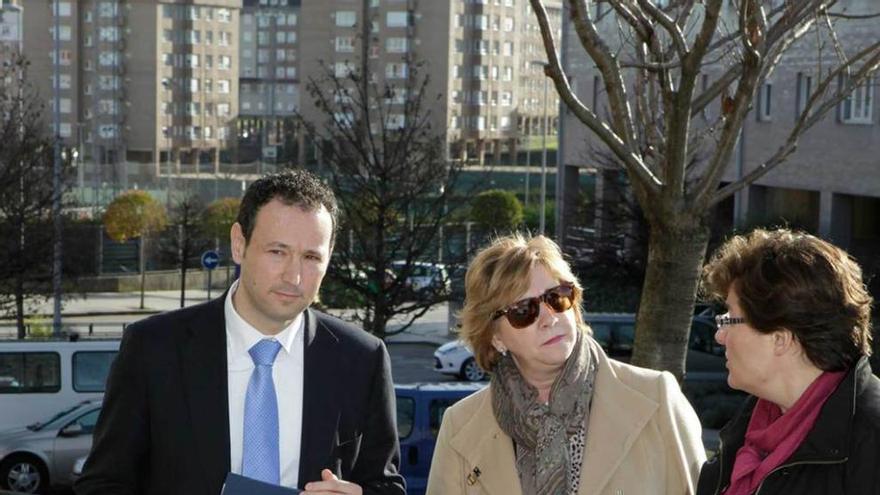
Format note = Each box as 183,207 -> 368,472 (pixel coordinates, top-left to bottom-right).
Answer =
19,0 -> 242,192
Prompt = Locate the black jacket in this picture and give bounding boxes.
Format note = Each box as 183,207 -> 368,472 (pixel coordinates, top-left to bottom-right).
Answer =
75,296 -> 405,495
696,357 -> 880,495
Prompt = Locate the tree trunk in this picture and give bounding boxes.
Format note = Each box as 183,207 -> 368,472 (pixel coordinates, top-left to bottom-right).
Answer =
630,221 -> 710,381
180,265 -> 187,308
15,271 -> 25,340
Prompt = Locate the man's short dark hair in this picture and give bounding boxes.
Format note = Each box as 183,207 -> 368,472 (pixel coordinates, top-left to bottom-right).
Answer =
703,228 -> 873,371
236,169 -> 338,246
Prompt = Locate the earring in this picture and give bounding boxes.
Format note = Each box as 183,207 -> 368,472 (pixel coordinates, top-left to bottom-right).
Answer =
496,346 -> 508,357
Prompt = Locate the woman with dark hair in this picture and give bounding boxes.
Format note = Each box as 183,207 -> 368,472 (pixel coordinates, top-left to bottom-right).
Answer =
427,234 -> 705,495
697,228 -> 880,495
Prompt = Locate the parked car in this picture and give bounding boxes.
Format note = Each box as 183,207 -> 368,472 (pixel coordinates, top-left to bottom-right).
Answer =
433,340 -> 487,382
395,382 -> 485,495
0,339 -> 119,431
70,454 -> 87,485
0,400 -> 101,493
391,261 -> 450,296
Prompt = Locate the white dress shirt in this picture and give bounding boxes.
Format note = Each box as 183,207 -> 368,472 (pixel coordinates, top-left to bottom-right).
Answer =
225,281 -> 304,488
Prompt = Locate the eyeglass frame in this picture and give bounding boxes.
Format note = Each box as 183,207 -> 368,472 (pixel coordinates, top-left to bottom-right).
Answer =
491,283 -> 578,327
714,313 -> 747,329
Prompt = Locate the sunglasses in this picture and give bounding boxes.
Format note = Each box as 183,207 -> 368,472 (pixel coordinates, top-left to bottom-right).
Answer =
492,283 -> 578,329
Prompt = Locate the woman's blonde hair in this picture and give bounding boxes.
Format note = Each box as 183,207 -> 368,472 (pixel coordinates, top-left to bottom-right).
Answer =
460,233 -> 587,372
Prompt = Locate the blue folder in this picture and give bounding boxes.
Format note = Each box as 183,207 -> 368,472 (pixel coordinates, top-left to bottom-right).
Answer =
221,473 -> 303,495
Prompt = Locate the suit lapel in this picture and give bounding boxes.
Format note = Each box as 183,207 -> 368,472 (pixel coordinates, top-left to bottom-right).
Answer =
298,309 -> 343,486
577,351 -> 658,495
177,296 -> 231,495
448,389 -> 522,495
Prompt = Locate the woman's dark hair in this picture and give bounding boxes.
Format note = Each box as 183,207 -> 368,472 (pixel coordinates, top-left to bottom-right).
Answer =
703,228 -> 873,371
236,169 -> 338,246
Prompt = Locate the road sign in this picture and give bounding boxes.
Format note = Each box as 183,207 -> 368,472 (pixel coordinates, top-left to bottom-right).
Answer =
201,250 -> 220,270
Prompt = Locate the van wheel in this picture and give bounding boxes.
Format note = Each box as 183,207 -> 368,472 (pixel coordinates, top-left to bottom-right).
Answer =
0,454 -> 49,494
460,358 -> 487,382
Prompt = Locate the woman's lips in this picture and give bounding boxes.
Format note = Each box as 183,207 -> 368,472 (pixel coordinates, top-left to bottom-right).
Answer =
542,334 -> 565,346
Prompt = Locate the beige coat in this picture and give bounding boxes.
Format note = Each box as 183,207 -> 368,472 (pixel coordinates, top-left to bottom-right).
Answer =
425,346 -> 706,495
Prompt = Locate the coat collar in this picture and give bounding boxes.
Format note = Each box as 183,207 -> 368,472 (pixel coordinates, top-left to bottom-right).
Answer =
446,345 -> 659,495
717,357 -> 874,476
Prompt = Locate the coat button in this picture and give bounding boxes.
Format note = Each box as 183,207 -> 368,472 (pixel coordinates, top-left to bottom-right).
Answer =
831,448 -> 840,455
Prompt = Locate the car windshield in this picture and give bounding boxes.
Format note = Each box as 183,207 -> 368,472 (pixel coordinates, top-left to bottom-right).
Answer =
28,403 -> 89,431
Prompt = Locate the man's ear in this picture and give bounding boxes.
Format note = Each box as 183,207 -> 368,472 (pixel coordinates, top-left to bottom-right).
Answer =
231,222 -> 246,265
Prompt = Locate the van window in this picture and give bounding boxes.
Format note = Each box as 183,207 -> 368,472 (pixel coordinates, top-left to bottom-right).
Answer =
0,352 -> 61,393
616,324 -> 635,351
397,397 -> 415,439
590,323 -> 611,350
429,399 -> 459,438
73,351 -> 117,392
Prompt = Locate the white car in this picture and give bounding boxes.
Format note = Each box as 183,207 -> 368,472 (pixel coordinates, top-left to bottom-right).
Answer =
433,340 -> 487,382
391,261 -> 450,295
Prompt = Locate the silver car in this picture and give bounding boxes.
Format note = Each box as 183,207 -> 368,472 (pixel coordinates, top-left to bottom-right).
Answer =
0,400 -> 100,493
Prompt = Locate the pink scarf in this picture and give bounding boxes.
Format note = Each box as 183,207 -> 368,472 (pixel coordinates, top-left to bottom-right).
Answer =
724,370 -> 846,495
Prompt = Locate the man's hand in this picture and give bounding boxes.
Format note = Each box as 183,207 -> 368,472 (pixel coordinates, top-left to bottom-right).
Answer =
302,469 -> 363,495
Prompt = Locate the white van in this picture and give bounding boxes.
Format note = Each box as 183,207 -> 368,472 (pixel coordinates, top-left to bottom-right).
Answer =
0,339 -> 119,431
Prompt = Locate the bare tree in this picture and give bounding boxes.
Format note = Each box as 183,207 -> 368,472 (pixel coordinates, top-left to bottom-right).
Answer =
296,60 -> 475,339
528,0 -> 880,378
159,195 -> 210,308
0,52 -> 74,338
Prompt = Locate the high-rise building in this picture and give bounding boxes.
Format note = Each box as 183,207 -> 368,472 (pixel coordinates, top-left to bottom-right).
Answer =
20,0 -> 242,191
238,0 -> 300,169
288,0 -> 562,165
0,0 -> 23,54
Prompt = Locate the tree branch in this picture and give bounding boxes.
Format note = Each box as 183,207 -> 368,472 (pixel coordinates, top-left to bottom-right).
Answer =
529,0 -> 663,193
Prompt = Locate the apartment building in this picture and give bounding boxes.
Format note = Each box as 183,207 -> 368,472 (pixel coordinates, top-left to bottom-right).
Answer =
19,0 -> 241,190
557,0 -> 880,264
294,0 -> 562,165
0,0 -> 22,53
238,0 -> 299,167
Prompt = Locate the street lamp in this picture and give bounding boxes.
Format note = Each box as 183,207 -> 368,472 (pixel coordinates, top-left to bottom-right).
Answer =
530,60 -> 550,235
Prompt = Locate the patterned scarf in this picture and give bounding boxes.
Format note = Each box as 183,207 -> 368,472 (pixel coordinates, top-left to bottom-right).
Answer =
491,332 -> 598,495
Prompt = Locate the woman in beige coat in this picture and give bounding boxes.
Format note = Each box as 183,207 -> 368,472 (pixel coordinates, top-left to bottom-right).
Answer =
426,234 -> 705,495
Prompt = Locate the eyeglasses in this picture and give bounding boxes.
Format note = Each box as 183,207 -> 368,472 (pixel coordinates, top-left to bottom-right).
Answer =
492,283 -> 577,329
715,313 -> 747,329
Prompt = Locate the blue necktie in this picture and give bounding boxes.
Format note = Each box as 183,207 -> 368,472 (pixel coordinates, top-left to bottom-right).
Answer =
242,339 -> 283,485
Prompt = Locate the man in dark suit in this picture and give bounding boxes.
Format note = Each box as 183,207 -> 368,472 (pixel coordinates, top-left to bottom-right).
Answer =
76,170 -> 405,495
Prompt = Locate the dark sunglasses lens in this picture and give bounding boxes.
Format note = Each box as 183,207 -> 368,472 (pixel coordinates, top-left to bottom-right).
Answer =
547,286 -> 574,312
506,299 -> 539,328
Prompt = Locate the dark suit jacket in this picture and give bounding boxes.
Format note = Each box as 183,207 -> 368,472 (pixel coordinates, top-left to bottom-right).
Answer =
74,295 -> 405,495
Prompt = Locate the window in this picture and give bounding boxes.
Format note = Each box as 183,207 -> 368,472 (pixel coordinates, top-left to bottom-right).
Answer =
217,8 -> 231,23
205,54 -> 213,68
186,102 -> 200,115
500,116 -> 511,129
287,32 -> 297,43
0,352 -> 61,394
503,66 -> 513,81
99,27 -> 119,42
396,397 -> 414,439
205,31 -> 213,44
186,54 -> 199,68
475,15 -> 488,30
840,75 -> 873,124
757,82 -> 772,121
98,99 -> 117,114
204,126 -> 213,139
385,63 -> 408,79
385,37 -> 408,53
796,72 -> 812,117
288,13 -> 297,25
429,399 -> 459,438
386,11 -> 409,28
218,79 -> 230,94
218,55 -> 231,70
286,67 -> 296,78
98,1 -> 117,18
336,11 -> 356,27
219,32 -> 231,46
98,51 -> 120,66
217,103 -> 230,116
335,62 -> 354,77
276,31 -> 286,43
72,352 -> 116,393
99,75 -> 120,90
336,36 -> 355,52
189,78 -> 199,92
473,65 -> 488,80
503,17 -> 514,31
51,26 -> 72,41
501,91 -> 512,106
186,30 -> 200,44
503,41 -> 513,56
72,409 -> 101,434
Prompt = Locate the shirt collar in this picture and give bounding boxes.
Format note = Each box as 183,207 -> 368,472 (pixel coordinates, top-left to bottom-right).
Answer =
225,280 -> 303,360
